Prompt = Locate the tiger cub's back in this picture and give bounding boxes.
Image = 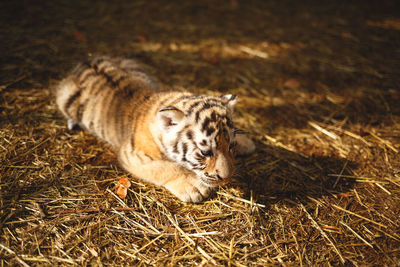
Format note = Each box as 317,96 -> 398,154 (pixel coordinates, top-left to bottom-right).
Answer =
55,56 -> 160,148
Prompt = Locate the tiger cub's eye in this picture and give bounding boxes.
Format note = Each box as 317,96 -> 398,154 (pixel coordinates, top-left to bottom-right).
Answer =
200,150 -> 213,157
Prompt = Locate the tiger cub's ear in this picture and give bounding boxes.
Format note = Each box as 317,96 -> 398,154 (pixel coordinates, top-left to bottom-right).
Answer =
221,94 -> 237,111
157,106 -> 185,128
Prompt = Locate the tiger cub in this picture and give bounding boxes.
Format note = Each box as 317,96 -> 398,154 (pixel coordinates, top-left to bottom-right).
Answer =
55,56 -> 255,202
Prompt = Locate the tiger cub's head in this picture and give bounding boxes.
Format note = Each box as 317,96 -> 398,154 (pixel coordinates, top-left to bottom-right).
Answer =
156,94 -> 238,187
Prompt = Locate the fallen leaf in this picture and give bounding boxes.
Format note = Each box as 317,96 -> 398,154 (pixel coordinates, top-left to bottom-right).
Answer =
282,79 -> 300,89
341,32 -> 356,40
203,55 -> 219,64
115,177 -> 131,199
73,29 -> 88,43
135,35 -> 147,43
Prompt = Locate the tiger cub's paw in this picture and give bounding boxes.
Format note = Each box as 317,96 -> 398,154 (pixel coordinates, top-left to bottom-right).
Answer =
164,176 -> 212,203
235,134 -> 256,156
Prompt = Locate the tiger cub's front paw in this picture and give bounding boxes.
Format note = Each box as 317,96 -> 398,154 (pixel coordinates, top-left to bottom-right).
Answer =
235,134 -> 256,156
164,175 -> 212,203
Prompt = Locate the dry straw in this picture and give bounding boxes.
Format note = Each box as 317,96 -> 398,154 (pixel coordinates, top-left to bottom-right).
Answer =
1,0 -> 399,265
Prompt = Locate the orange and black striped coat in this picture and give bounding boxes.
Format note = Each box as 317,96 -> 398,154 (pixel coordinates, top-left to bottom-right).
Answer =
56,56 -> 255,202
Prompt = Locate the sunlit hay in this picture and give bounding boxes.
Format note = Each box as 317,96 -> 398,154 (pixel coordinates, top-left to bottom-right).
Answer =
1,0 -> 399,265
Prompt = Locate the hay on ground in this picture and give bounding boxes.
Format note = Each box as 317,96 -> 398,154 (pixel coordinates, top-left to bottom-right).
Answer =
0,0 -> 399,265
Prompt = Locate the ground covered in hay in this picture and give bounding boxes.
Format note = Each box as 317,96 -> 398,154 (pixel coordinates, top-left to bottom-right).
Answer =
1,0 -> 400,266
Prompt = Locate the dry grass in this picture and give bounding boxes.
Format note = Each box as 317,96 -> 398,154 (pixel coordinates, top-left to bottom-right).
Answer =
1,0 -> 400,265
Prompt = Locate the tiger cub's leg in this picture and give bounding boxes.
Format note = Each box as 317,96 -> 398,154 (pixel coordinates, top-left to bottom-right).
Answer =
118,146 -> 212,203
162,172 -> 212,203
235,134 -> 256,156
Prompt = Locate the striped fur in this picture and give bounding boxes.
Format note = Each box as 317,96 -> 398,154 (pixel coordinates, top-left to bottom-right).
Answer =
55,56 -> 255,202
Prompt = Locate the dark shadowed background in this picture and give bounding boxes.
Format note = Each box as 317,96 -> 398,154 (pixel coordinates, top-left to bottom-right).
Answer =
1,0 -> 399,265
